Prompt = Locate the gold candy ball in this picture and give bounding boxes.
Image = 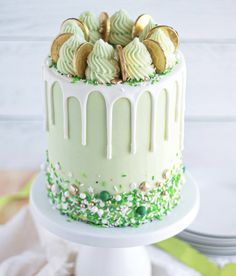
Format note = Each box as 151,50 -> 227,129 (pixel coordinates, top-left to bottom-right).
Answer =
69,184 -> 79,195
139,181 -> 150,192
162,169 -> 171,180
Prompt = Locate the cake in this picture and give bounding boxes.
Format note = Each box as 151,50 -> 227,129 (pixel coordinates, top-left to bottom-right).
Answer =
43,10 -> 186,227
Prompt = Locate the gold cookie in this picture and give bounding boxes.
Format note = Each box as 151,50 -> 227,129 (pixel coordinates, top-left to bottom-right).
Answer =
73,42 -> 93,78
61,18 -> 90,41
99,12 -> 110,42
50,33 -> 73,63
146,25 -> 179,50
116,45 -> 127,82
132,14 -> 152,38
143,39 -> 167,73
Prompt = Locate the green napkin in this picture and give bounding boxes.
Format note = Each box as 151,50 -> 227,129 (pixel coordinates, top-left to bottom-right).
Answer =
0,177 -> 33,211
155,237 -> 236,276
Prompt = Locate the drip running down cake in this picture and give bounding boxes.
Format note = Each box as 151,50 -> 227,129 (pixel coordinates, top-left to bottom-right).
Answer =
43,10 -> 186,227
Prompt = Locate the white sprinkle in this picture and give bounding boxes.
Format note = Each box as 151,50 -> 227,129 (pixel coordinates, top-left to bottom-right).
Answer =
88,186 -> 94,193
131,218 -> 136,224
68,172 -> 73,178
51,184 -> 59,194
130,182 -> 137,189
80,193 -> 86,199
102,219 -> 108,224
61,196 -> 66,202
98,209 -> 104,217
80,183 -> 85,187
113,185 -> 118,192
115,195 -> 122,201
97,174 -> 101,178
64,191 -> 70,198
62,203 -> 68,209
100,201 -> 105,208
127,195 -> 133,201
91,206 -> 98,213
40,163 -> 47,171
55,163 -> 60,170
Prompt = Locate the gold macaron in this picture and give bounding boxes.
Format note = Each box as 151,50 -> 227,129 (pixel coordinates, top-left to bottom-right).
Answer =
73,42 -> 93,78
50,33 -> 73,63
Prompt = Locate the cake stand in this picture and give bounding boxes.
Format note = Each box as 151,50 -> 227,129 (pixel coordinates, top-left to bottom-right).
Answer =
30,172 -> 199,276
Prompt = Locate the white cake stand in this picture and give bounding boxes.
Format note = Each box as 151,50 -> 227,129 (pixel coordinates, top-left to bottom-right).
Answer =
30,172 -> 199,276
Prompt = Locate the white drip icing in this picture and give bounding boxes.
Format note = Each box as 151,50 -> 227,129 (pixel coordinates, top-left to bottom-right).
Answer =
44,81 -> 49,131
180,69 -> 186,150
44,52 -> 186,160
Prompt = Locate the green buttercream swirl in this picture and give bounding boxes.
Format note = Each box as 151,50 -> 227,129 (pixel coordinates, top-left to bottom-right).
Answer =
109,10 -> 133,46
124,38 -> 155,81
79,11 -> 101,44
85,39 -> 120,84
60,20 -> 85,39
57,34 -> 85,75
139,18 -> 156,41
149,29 -> 176,69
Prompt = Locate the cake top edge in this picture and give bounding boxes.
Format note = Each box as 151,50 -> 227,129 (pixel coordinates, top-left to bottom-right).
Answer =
48,10 -> 180,86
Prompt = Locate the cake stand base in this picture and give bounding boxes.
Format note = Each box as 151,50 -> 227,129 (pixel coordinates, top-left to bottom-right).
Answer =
30,172 -> 199,276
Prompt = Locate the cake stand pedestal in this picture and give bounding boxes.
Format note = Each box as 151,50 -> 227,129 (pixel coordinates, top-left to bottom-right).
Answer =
30,173 -> 199,276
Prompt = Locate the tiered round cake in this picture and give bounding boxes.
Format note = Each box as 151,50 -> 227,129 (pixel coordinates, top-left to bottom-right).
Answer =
43,10 -> 186,227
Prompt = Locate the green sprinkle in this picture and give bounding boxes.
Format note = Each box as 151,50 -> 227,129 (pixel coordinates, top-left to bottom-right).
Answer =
99,191 -> 111,202
121,174 -> 127,177
71,76 -> 81,83
136,206 -> 147,216
152,176 -> 155,180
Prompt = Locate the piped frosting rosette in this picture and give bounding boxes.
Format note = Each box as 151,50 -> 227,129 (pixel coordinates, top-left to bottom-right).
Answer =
49,10 -> 180,84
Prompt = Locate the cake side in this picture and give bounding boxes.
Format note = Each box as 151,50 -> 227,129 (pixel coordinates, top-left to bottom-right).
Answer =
43,52 -> 186,227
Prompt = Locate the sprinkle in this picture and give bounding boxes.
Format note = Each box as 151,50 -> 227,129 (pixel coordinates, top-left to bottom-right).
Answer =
40,163 -> 47,171
91,206 -> 98,213
55,163 -> 60,170
121,174 -> 127,177
88,186 -> 94,193
130,182 -> 137,189
115,195 -> 122,201
98,209 -> 104,217
68,172 -> 73,178
80,193 -> 86,199
51,184 -> 59,194
97,174 -> 101,178
113,185 -> 118,192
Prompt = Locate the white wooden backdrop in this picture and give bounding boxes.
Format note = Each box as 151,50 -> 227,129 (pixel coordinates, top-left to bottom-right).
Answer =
0,0 -> 236,187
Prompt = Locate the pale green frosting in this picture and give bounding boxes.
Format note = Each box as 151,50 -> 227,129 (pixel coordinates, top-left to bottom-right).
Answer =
60,20 -> 85,39
57,34 -> 85,75
124,38 -> 155,80
149,29 -> 176,69
149,29 -> 175,53
139,18 -> 156,41
79,11 -> 101,44
109,10 -> 133,46
85,39 -> 120,84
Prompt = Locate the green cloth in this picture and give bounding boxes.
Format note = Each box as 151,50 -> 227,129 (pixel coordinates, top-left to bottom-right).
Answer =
1,179 -> 236,276
155,237 -> 236,276
0,177 -> 33,210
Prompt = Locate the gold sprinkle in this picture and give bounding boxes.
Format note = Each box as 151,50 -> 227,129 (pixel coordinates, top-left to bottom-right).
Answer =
162,169 -> 171,180
69,184 -> 79,195
139,182 -> 150,192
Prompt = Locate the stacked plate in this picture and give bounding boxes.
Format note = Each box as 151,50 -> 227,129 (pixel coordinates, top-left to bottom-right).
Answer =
178,172 -> 236,256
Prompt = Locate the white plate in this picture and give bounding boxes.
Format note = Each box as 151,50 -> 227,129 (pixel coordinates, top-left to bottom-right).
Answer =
186,172 -> 236,237
178,230 -> 236,246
